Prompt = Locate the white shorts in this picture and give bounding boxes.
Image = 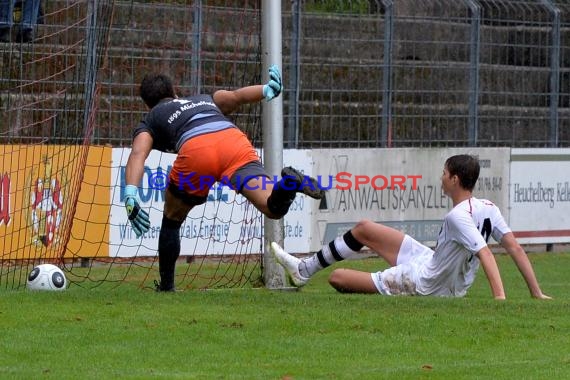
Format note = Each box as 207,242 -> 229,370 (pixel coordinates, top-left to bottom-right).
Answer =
370,235 -> 433,295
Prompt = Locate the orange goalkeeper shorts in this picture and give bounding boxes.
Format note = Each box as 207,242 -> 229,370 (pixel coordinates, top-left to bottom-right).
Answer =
169,127 -> 263,197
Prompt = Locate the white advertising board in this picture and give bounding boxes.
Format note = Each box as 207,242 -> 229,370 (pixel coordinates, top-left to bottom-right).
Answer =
509,149 -> 570,244
109,148 -> 313,257
108,146 -> 568,257
281,150 -> 316,253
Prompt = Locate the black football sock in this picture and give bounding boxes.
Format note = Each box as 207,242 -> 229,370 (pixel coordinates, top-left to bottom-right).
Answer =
299,230 -> 364,277
157,216 -> 182,290
266,177 -> 296,217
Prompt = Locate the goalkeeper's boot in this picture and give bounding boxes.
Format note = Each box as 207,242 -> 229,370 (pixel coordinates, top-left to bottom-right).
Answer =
271,242 -> 309,287
154,280 -> 176,292
281,167 -> 325,200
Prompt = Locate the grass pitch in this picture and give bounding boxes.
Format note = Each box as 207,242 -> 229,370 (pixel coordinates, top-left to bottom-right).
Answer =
0,252 -> 569,379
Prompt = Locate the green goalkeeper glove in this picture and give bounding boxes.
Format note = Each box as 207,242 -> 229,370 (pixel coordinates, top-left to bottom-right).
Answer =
263,64 -> 282,101
124,185 -> 150,238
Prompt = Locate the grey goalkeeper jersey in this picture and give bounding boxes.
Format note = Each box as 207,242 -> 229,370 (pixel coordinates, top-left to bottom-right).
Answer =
133,94 -> 235,153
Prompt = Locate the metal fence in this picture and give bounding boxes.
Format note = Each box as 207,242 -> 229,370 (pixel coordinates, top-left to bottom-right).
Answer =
285,0 -> 570,148
2,0 -> 569,148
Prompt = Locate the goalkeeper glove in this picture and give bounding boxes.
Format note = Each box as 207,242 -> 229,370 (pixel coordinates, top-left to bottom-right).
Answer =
262,64 -> 282,101
124,185 -> 150,238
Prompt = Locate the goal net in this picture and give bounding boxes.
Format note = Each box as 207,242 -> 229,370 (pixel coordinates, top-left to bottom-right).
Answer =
0,0 -> 267,290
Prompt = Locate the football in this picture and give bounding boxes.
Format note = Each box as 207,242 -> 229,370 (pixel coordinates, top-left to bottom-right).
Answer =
26,264 -> 67,291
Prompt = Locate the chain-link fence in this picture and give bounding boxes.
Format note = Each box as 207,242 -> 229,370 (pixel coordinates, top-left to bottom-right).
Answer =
285,0 -> 570,148
2,0 -> 569,148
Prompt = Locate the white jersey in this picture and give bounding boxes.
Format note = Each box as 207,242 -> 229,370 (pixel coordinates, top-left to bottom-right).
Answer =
415,197 -> 511,296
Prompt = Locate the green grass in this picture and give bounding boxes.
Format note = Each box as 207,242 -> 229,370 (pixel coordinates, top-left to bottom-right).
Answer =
304,0 -> 371,14
1,253 -> 569,379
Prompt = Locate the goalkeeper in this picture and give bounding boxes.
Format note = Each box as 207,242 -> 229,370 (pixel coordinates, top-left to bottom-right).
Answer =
123,65 -> 324,291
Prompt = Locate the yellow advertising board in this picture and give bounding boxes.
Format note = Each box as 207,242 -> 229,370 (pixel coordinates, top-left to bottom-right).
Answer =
0,145 -> 111,260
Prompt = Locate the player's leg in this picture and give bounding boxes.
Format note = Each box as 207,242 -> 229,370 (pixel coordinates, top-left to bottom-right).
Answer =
329,261 -> 419,295
225,159 -> 324,220
271,219 -> 404,287
214,128 -> 325,218
271,228 -> 364,286
329,261 -> 421,295
350,219 -> 405,266
241,175 -> 290,219
359,236 -> 432,296
157,140 -> 212,291
328,269 -> 379,293
266,166 -> 325,214
157,184 -> 208,291
326,221 -> 408,293
236,173 -> 278,218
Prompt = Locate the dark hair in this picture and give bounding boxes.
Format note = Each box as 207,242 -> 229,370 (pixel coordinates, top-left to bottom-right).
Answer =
444,154 -> 480,191
139,74 -> 175,108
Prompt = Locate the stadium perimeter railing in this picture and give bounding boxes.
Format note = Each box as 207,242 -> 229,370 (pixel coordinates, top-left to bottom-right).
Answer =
284,0 -> 570,148
1,0 -> 569,148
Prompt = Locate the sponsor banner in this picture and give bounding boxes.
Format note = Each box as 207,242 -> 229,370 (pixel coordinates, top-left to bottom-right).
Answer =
5,145 -> 568,259
109,148 -> 313,257
0,145 -> 110,259
310,148 -> 509,250
509,149 -> 570,244
65,146 -> 112,258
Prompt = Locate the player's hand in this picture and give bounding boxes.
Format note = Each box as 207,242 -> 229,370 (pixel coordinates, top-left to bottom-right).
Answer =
124,185 -> 150,238
263,64 -> 282,101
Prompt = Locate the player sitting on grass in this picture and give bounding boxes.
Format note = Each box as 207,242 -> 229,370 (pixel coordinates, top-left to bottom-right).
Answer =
272,154 -> 551,299
123,65 -> 325,291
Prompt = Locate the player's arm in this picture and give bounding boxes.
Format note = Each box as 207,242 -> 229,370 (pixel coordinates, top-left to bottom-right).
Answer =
476,246 -> 506,300
125,131 -> 153,186
123,131 -> 153,238
213,65 -> 282,115
213,85 -> 265,115
449,210 -> 504,299
499,232 -> 552,299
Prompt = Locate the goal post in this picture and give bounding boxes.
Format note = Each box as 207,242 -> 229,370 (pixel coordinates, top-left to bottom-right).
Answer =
261,0 -> 288,289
